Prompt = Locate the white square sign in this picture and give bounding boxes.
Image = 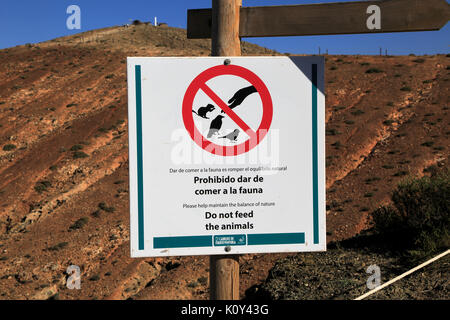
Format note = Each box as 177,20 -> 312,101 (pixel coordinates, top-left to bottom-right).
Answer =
127,56 -> 325,257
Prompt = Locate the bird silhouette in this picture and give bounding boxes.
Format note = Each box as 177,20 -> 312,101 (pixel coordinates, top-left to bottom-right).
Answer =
192,104 -> 215,119
207,115 -> 224,138
219,129 -> 240,142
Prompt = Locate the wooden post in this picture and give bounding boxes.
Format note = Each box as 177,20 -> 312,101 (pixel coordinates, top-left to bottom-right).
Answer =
210,255 -> 240,300
209,0 -> 241,301
211,0 -> 241,56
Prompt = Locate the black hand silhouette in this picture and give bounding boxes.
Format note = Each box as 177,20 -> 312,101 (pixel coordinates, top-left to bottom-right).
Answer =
224,86 -> 257,112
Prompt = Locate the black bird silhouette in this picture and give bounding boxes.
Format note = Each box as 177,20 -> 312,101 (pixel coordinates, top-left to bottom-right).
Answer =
207,115 -> 224,138
219,129 -> 240,142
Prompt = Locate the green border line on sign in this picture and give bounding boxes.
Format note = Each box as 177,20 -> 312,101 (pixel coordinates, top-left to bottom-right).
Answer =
153,233 -> 305,248
248,233 -> 305,245
136,65 -> 145,250
312,64 -> 319,244
154,236 -> 212,249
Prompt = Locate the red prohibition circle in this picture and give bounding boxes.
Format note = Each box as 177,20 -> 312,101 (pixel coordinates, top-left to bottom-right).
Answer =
182,64 -> 273,156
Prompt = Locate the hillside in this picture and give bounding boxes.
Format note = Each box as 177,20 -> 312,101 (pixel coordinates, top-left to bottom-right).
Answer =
0,23 -> 448,300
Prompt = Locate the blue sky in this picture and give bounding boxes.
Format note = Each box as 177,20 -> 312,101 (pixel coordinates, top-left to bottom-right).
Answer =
0,0 -> 449,55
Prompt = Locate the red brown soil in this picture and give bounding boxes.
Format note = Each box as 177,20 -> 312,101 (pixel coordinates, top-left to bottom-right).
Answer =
0,24 -> 448,300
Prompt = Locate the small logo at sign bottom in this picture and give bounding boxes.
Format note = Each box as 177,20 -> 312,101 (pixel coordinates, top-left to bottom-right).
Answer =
214,235 -> 246,246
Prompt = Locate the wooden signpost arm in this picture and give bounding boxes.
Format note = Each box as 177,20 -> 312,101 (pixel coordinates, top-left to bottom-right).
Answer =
188,0 -> 450,39
209,0 -> 241,300
239,0 -> 450,37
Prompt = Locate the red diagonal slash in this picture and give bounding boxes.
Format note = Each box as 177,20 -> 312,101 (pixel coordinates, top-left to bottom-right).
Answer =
200,83 -> 257,139
182,64 -> 272,156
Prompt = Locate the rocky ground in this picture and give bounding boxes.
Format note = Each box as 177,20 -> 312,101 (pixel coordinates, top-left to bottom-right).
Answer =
246,236 -> 449,300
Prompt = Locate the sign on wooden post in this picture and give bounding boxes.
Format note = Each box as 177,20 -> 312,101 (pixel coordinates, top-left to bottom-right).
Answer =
127,55 -> 326,297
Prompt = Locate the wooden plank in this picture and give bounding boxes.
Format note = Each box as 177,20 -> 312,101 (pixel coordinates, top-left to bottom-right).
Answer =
187,0 -> 450,39
187,9 -> 212,39
209,0 -> 241,301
